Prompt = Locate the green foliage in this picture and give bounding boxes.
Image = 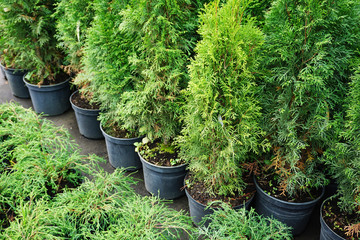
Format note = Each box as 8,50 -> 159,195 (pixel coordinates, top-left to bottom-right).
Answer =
197,203 -> 292,239
117,0 -> 201,142
0,0 -> 64,84
322,66 -> 360,234
79,0 -> 136,131
245,0 -> 272,26
54,0 -> 95,74
3,170 -> 196,239
260,0 -> 360,197
0,103 -> 101,232
178,0 -> 265,197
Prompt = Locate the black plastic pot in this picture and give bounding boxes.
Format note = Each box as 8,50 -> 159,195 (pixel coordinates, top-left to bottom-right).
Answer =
254,176 -> 324,235
24,78 -> 71,116
100,125 -> 142,170
3,66 -> 30,98
139,153 -> 187,199
320,198 -> 345,240
1,64 -> 7,80
185,187 -> 254,226
70,91 -> 103,139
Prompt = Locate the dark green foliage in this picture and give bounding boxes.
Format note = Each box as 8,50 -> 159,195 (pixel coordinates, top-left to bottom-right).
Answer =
79,0 -> 135,130
54,0 -> 95,74
323,66 -> 360,237
0,0 -> 63,84
198,203 -> 292,239
117,0 -> 200,142
260,0 -> 360,197
245,0 -> 272,25
178,0 -> 265,196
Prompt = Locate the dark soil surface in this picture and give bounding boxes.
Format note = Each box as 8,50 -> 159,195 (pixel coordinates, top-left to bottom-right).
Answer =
257,174 -> 323,203
322,198 -> 360,239
185,174 -> 256,208
102,124 -> 137,139
143,140 -> 182,167
41,71 -> 70,85
71,91 -> 100,110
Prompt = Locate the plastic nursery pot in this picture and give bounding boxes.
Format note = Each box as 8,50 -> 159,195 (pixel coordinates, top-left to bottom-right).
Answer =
320,198 -> 345,240
23,77 -> 71,116
100,125 -> 142,171
0,64 -> 7,80
70,91 -> 103,139
139,152 -> 187,200
185,187 -> 254,227
1,65 -> 30,98
254,176 -> 325,236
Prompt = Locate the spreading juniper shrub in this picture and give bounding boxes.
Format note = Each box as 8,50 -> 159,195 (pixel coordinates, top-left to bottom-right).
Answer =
259,0 -> 360,200
178,0 -> 266,202
0,103 -> 100,232
197,203 -> 292,239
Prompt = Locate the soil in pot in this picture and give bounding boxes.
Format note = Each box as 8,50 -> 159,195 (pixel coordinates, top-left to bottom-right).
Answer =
138,140 -> 185,167
257,174 -> 323,203
70,91 -> 100,110
322,197 -> 360,240
185,173 -> 255,226
70,91 -> 103,139
24,72 -> 71,116
255,173 -> 324,235
138,140 -> 187,199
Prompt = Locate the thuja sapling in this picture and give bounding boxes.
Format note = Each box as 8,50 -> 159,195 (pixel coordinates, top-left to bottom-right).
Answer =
118,0 -> 202,165
0,0 -> 64,85
80,0 -> 137,135
178,0 -> 266,198
54,0 -> 95,75
322,67 -> 360,239
259,0 -> 360,199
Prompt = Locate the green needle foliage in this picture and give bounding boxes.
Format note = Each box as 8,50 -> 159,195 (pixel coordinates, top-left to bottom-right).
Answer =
3,169 -> 196,240
178,0 -> 265,197
78,0 -> 136,130
118,0 -> 201,142
260,0 -> 360,197
0,0 -> 64,84
323,66 -> 360,237
54,0 -> 95,74
0,103 -> 101,232
197,203 -> 292,240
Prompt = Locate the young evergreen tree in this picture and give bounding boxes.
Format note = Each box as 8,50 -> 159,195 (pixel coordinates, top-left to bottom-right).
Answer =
77,0 -> 137,133
260,0 -> 360,198
178,0 -> 265,197
117,0 -> 202,158
323,66 -> 360,238
0,0 -> 63,84
54,0 -> 95,74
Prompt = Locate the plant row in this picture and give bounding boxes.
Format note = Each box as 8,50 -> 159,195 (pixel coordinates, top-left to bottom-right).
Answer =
1,0 -> 360,238
0,103 -> 291,239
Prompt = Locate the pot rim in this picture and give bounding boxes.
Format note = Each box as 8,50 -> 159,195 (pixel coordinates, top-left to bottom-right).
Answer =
70,90 -> 101,112
23,76 -> 71,88
253,175 -> 325,206
0,62 -> 28,72
320,197 -> 345,239
138,151 -> 187,169
100,124 -> 143,141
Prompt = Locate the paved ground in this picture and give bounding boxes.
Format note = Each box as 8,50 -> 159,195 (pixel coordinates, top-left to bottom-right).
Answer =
0,72 -> 321,239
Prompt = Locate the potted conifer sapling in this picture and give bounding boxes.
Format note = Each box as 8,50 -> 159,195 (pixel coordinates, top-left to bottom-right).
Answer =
118,0 -> 202,199
54,0 -> 102,139
256,0 -> 359,235
178,0 -> 266,225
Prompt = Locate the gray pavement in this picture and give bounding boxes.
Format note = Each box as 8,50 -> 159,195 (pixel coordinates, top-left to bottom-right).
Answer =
0,72 -> 320,239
